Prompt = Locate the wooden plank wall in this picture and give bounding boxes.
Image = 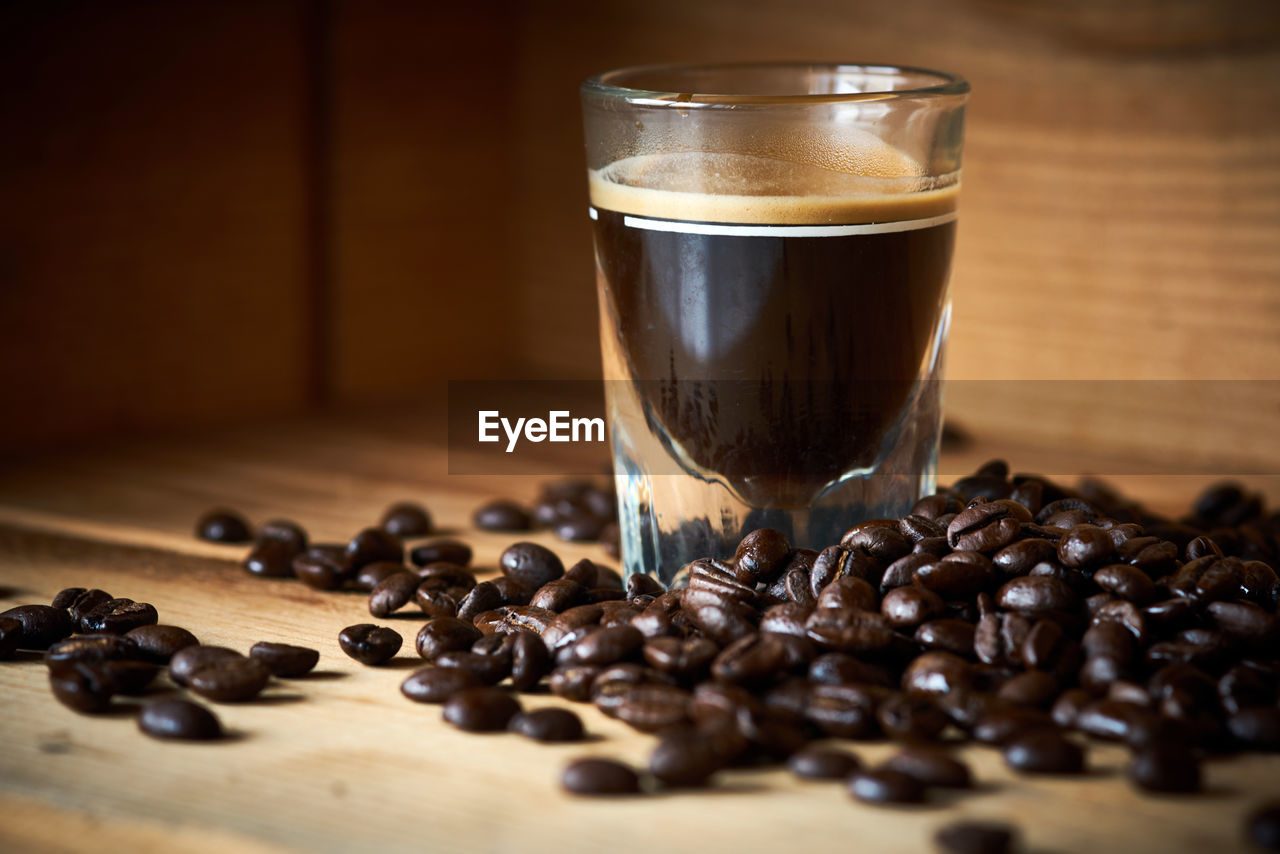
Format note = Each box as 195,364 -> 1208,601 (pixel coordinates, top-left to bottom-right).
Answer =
2,0 -> 1278,473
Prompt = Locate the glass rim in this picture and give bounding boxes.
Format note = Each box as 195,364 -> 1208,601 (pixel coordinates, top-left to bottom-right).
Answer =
582,61 -> 969,107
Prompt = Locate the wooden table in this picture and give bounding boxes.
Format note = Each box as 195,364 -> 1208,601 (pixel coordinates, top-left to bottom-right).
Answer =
1,410 -> 1278,854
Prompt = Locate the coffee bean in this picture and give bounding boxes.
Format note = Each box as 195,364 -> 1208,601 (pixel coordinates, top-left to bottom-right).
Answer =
346,527 -> 404,571
66,589 -> 113,623
877,693 -> 948,742
509,707 -> 585,742
649,727 -> 726,786
257,518 -> 308,552
1003,730 -> 1085,774
805,683 -> 880,739
499,542 -> 564,590
415,617 -> 481,660
102,660 -> 160,695
997,670 -> 1060,708
1057,524 -> 1115,568
996,576 -> 1078,615
561,758 -> 641,796
401,666 -> 483,703
1248,802 -> 1280,850
0,617 -> 22,660
934,821 -> 1016,854
509,630 -> 551,691
367,570 -> 422,618
1129,742 -> 1201,792
992,539 -> 1057,578
973,708 -> 1055,745
735,528 -> 792,584
915,551 -> 995,598
442,686 -> 521,732
77,598 -> 158,634
882,586 -> 945,629
338,624 -> 402,666
947,500 -> 1030,553
44,634 -> 142,667
49,662 -> 117,713
848,768 -> 925,804
787,746 -> 861,779
435,650 -> 511,686
249,641 -> 319,677
1,604 -> 74,649
409,539 -> 474,568
169,645 -> 243,686
292,545 -> 351,590
474,500 -> 532,531
380,501 -> 432,537
1092,563 -> 1157,603
242,539 -> 300,578
138,698 -> 223,741
903,651 -> 973,696
626,572 -> 665,599
51,587 -> 88,610
188,656 -> 271,702
1227,707 -> 1280,750
195,509 -> 251,543
530,578 -> 588,612
881,748 -> 972,788
611,684 -> 691,732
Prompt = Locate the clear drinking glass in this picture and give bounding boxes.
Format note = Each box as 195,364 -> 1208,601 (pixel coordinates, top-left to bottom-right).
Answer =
581,63 -> 968,585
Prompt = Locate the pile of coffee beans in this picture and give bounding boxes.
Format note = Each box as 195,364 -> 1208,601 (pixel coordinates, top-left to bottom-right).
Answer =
474,480 -> 620,555
1,585 -> 320,742
228,465 -> 1276,850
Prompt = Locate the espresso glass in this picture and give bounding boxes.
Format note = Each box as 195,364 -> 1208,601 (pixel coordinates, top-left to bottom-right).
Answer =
581,63 -> 968,585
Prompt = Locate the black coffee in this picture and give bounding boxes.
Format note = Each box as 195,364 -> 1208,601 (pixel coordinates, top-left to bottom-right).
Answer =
590,154 -> 956,510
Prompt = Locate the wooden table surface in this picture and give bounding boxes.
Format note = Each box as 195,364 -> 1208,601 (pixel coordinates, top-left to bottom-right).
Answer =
1,409 -> 1278,854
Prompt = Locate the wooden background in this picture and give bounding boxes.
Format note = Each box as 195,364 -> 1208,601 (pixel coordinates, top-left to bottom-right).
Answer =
1,0 -> 1278,475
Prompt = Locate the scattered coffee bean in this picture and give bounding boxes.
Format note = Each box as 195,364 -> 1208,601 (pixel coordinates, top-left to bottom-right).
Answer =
401,666 -> 483,704
138,698 -> 223,741
338,624 -> 403,666
848,768 -> 926,804
368,571 -> 422,618
1,604 -> 74,650
195,509 -> 252,543
346,527 -> 404,571
509,707 -> 585,742
561,758 -> 641,796
1129,742 -> 1201,793
0,616 -> 22,660
881,749 -> 972,788
249,642 -> 319,677
1003,730 -> 1085,774
380,502 -> 433,537
787,746 -> 861,780
293,545 -> 351,590
49,662 -> 118,713
78,598 -> 158,634
188,656 -> 271,702
170,645 -> 243,687
500,542 -> 565,590
934,820 -> 1017,854
442,686 -> 521,732
474,500 -> 532,531
44,634 -> 141,667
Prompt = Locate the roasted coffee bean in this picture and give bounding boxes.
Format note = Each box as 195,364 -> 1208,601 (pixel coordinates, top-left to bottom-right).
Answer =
644,637 -> 718,680
570,624 -> 643,666
992,539 -> 1057,578
933,821 -> 1016,854
787,746 -> 861,780
44,634 -> 141,667
1,604 -> 74,649
649,727 -> 727,786
611,684 -> 691,732
1248,802 -> 1280,850
138,698 -> 222,741
249,642 -> 318,677
474,500 -> 532,531
760,602 -> 813,638
1206,600 -> 1278,645
409,539 -> 473,568
903,651 -> 973,696
367,570 -> 421,618
379,501 -> 432,537
188,656 -> 271,702
66,588 -> 113,623
338,624 -> 402,665
996,670 -> 1060,709
346,527 -> 404,571
815,576 -> 879,612
195,509 -> 251,543
78,598 -> 158,634
877,693 -> 948,742
735,704 -> 810,759
561,758 -> 641,796
435,650 -> 510,686
509,707 -> 585,742
974,611 -> 1031,667
996,576 -> 1078,615
1227,707 -> 1280,750
1021,619 -> 1065,670
530,578 -> 587,612
97,660 -> 159,695
1129,742 -> 1201,793
1092,563 -> 1157,603
242,539 -> 300,578
881,586 -> 945,629
625,572 -> 665,599
49,662 -> 117,713
292,545 -> 351,590
805,683 -> 880,739
1057,524 -> 1115,568
973,708 -> 1055,746
507,631 -> 551,691
549,665 -> 601,702
414,588 -> 459,620
401,666 -> 482,703
1051,689 -> 1092,728
900,514 -> 946,542
354,560 -> 408,593
948,500 -> 1030,553
415,617 -> 482,660
881,748 -> 971,788
257,518 -> 308,551
0,617 -> 22,660
1003,730 -> 1085,774
1093,599 -> 1148,644
169,645 -> 243,686
51,587 -> 86,610
735,528 -> 792,584
915,552 -> 995,599
848,768 -> 925,804
455,581 -> 504,624
499,542 -> 564,590
841,523 -> 911,564
442,686 -> 521,732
